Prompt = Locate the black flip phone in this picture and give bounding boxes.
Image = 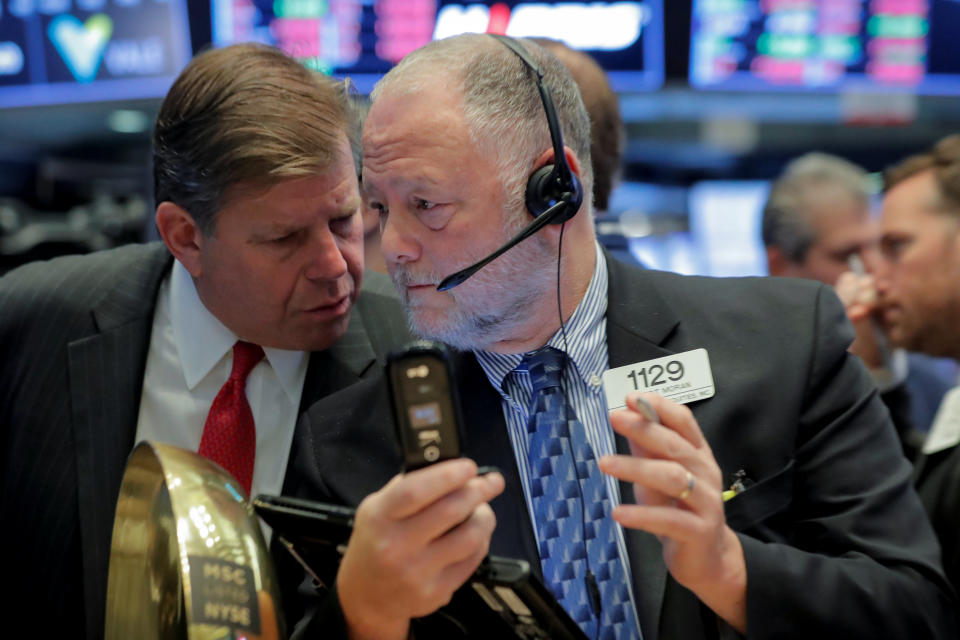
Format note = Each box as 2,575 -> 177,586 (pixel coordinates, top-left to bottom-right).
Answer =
387,340 -> 464,470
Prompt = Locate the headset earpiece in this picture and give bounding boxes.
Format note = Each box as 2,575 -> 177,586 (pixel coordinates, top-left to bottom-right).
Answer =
526,162 -> 583,223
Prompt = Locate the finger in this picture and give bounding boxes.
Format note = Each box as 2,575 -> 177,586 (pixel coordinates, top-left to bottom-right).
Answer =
846,303 -> 873,322
598,455 -> 712,512
834,271 -> 861,307
628,393 -> 707,449
378,459 -> 479,519
409,472 -> 504,543
427,502 -> 497,569
857,276 -> 877,306
611,503 -> 705,543
437,546 -> 490,596
609,408 -> 699,467
409,546 -> 491,618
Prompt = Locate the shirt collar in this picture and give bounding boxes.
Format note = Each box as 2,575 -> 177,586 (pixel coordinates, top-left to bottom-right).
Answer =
169,260 -> 308,404
475,242 -> 609,392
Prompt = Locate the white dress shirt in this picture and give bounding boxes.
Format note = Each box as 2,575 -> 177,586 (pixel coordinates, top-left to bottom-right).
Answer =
136,260 -> 309,500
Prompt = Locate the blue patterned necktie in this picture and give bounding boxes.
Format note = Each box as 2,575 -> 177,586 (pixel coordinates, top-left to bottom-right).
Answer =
520,346 -> 640,639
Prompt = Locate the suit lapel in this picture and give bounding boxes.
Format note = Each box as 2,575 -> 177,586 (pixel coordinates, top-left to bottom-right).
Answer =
604,253 -> 684,640
69,244 -> 171,640
458,353 -> 541,570
297,308 -> 378,414
284,298 -> 380,497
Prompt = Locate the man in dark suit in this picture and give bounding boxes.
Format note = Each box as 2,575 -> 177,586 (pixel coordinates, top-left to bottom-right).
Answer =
861,134 -> 960,594
0,44 -> 408,639
288,35 -> 956,639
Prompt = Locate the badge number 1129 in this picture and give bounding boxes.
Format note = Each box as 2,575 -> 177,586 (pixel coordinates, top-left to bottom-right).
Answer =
602,348 -> 716,411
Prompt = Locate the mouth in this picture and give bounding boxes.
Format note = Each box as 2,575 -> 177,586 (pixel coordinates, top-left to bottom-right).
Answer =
880,304 -> 900,325
304,295 -> 351,318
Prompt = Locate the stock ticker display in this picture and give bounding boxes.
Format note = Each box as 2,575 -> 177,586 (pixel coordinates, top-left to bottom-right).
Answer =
691,0 -> 960,94
0,0 -> 192,106
211,0 -> 664,92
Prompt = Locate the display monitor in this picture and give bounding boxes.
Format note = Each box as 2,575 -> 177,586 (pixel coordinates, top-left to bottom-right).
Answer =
690,0 -> 960,95
687,180 -> 769,277
0,0 -> 193,108
211,0 -> 664,93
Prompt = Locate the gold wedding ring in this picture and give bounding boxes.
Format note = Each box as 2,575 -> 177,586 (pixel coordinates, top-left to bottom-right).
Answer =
678,470 -> 695,501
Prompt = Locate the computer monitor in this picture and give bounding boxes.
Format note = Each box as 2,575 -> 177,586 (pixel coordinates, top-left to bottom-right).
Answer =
0,0 -> 193,108
690,0 -> 960,95
687,180 -> 769,277
210,0 -> 664,93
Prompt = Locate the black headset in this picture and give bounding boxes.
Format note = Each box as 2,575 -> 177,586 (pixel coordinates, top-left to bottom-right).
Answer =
437,35 -> 584,291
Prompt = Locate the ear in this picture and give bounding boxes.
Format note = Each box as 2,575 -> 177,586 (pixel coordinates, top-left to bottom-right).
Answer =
155,201 -> 205,277
531,145 -> 584,184
527,145 -> 586,226
765,246 -> 796,277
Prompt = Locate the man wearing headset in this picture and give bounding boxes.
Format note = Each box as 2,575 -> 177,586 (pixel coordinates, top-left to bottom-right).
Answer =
291,35 -> 955,639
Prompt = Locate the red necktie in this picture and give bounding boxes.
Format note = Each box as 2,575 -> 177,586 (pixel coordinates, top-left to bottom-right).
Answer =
198,341 -> 265,496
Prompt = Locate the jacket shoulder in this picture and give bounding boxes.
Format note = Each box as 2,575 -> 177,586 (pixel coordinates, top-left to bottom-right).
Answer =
0,242 -> 170,327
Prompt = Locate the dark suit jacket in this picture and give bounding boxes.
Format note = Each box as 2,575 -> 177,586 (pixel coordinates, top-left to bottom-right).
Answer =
291,255 -> 956,639
915,444 -> 960,595
0,242 -> 410,639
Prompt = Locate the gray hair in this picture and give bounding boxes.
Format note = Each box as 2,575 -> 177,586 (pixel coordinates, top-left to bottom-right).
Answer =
761,152 -> 871,262
370,34 -> 593,226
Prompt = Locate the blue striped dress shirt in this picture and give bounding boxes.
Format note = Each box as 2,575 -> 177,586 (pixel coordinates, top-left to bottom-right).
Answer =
474,243 -> 640,630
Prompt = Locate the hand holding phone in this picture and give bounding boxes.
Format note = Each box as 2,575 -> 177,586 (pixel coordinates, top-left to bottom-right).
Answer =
337,459 -> 503,639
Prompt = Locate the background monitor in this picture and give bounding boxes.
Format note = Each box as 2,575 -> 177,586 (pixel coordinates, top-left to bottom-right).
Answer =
618,180 -> 769,277
0,0 -> 193,107
686,179 -> 768,277
690,0 -> 960,95
210,0 -> 664,93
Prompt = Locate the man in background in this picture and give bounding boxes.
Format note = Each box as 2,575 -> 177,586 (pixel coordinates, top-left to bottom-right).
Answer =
761,152 -> 951,457
858,134 -> 960,590
0,43 -> 407,639
291,35 -> 955,639
762,152 -> 876,285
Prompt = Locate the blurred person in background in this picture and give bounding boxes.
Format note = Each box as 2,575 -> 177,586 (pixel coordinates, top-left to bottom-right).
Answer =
763,152 -> 877,284
762,152 -> 938,458
0,43 -> 408,639
849,134 -> 960,591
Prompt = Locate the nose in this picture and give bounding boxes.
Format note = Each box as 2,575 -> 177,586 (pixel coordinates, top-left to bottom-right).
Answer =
872,254 -> 892,296
380,209 -> 421,266
304,228 -> 348,281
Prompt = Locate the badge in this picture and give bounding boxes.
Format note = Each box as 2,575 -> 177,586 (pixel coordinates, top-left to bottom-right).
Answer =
602,348 -> 715,411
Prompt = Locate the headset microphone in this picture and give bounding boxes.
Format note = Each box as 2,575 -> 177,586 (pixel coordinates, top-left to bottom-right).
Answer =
437,199 -> 571,291
436,35 -> 583,292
